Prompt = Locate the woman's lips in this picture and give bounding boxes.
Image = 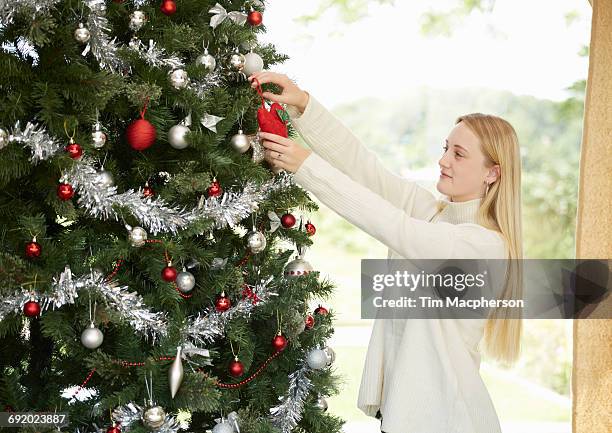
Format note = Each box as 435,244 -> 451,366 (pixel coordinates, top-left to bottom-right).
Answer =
440,173 -> 452,179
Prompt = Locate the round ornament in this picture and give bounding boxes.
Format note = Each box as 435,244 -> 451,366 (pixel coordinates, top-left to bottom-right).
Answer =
246,230 -> 266,254
230,129 -> 250,153
196,48 -> 216,71
176,270 -> 195,293
57,183 -> 75,201
142,406 -> 166,429
126,118 -> 156,151
128,226 -> 148,247
74,23 -> 91,44
243,51 -> 264,76
306,348 -> 329,370
81,322 -> 104,349
23,299 -> 41,317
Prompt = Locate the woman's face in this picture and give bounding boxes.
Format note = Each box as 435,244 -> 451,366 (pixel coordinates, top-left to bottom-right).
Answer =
436,122 -> 499,202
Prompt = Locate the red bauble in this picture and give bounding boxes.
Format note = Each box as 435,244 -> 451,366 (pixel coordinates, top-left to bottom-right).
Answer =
229,358 -> 244,377
25,240 -> 42,258
257,102 -> 288,138
216,293 -> 231,312
126,118 -> 157,151
305,314 -> 315,329
106,425 -> 121,433
207,179 -> 222,198
272,333 -> 288,352
247,10 -> 263,26
57,183 -> 74,200
314,305 -> 328,315
65,142 -> 83,159
161,265 -> 178,282
305,221 -> 316,236
143,185 -> 155,197
280,213 -> 296,228
23,300 -> 41,317
160,0 -> 177,15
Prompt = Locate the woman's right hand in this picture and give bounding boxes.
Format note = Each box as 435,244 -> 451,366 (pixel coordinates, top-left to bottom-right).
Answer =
248,71 -> 310,114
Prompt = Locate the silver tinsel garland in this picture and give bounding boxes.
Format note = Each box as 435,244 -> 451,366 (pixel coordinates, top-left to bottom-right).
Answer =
60,155 -> 294,235
82,0 -> 127,73
269,361 -> 313,433
0,0 -> 60,26
128,38 -> 185,70
181,276 -> 276,346
0,266 -> 168,341
7,121 -> 63,163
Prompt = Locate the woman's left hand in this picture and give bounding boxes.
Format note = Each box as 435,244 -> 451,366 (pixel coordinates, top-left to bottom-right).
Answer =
260,131 -> 312,173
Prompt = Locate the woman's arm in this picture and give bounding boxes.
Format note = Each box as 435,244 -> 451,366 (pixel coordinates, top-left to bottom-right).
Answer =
293,152 -> 506,260
286,94 -> 438,220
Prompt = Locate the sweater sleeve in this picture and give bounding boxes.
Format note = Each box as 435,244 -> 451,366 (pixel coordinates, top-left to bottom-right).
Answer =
293,152 -> 506,260
286,95 -> 438,220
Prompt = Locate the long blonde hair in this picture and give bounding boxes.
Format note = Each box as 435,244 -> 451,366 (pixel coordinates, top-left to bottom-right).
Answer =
456,113 -> 524,366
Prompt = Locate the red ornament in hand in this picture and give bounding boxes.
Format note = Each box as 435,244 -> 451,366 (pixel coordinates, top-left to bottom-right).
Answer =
25,239 -> 42,258
23,300 -> 41,317
257,103 -> 288,138
216,292 -> 231,312
305,314 -> 315,329
305,221 -> 316,236
281,213 -> 296,228
66,142 -> 83,159
161,264 -> 178,282
247,10 -> 263,26
207,178 -> 222,198
272,333 -> 288,352
229,357 -> 244,377
314,305 -> 328,315
57,183 -> 74,200
160,0 -> 177,16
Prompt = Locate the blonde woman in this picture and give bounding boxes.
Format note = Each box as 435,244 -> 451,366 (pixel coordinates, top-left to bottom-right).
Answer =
249,71 -> 523,433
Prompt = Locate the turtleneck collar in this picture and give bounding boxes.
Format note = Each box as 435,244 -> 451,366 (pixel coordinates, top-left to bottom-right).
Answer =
433,195 -> 482,225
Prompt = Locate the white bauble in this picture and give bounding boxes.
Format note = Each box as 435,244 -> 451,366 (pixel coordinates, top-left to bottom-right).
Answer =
212,422 -> 234,433
129,226 -> 148,247
129,10 -> 147,31
306,348 -> 328,370
230,130 -> 250,153
176,271 -> 196,293
243,52 -> 264,76
196,48 -> 216,71
95,169 -> 114,188
314,395 -> 328,411
169,69 -> 189,89
247,230 -> 266,253
81,323 -> 104,349
168,124 -> 190,149
142,406 -> 166,429
74,23 -> 91,44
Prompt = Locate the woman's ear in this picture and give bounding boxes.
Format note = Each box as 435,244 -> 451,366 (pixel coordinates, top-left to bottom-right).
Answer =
487,164 -> 501,183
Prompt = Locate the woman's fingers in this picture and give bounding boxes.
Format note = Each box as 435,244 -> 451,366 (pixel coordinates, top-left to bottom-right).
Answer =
261,140 -> 288,154
259,132 -> 291,146
261,91 -> 287,104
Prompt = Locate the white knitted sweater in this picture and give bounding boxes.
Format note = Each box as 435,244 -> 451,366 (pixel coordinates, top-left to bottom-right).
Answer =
288,95 -> 507,433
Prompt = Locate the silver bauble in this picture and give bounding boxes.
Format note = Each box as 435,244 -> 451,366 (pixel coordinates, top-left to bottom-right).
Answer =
243,52 -> 264,76
80,323 -> 104,349
306,348 -> 329,370
129,10 -> 147,32
91,122 -> 107,148
169,69 -> 189,89
323,346 -> 336,365
0,127 -> 8,150
169,346 -> 184,398
196,48 -> 216,71
129,226 -> 148,247
212,422 -> 234,433
230,129 -> 250,153
176,270 -> 196,293
95,169 -> 114,188
247,230 -> 266,253
168,124 -> 190,149
229,52 -> 246,71
74,23 -> 91,44
284,256 -> 314,277
142,406 -> 166,429
314,395 -> 329,412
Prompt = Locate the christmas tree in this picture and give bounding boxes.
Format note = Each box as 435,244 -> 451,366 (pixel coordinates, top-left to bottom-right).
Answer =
0,1 -> 344,432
